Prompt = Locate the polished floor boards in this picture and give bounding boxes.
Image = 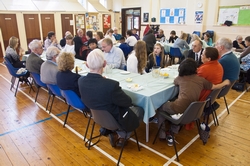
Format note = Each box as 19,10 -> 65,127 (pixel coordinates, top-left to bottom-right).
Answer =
0,62 -> 250,166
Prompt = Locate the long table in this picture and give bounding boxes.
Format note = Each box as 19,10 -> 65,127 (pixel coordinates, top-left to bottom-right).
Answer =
75,59 -> 179,142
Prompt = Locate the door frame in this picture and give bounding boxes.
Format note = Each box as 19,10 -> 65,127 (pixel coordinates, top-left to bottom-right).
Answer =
121,7 -> 141,37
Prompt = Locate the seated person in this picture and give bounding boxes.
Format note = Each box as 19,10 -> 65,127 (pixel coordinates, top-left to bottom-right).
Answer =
233,35 -> 246,52
5,36 -> 25,68
26,39 -> 44,74
60,31 -> 71,48
198,47 -> 224,101
240,52 -> 250,72
240,36 -> 250,59
102,38 -> 126,69
40,46 -> 60,85
168,30 -> 178,43
125,30 -> 137,49
78,49 -> 144,147
95,31 -> 104,49
127,41 -> 147,74
44,31 -> 61,51
156,29 -> 165,42
173,32 -> 190,52
156,58 -> 230,141
104,29 -> 116,44
146,43 -> 167,72
216,37 -> 240,82
119,36 -> 132,60
61,34 -> 75,55
113,27 -> 122,41
80,38 -> 98,61
73,29 -> 87,57
132,28 -> 140,40
202,32 -> 213,47
189,34 -> 208,48
56,52 -> 81,97
187,40 -> 204,67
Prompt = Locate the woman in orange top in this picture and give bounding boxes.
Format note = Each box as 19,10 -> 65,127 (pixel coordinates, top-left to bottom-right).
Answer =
197,47 -> 224,101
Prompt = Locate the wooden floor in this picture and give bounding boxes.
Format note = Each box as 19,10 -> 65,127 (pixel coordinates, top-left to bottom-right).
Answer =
0,60 -> 250,166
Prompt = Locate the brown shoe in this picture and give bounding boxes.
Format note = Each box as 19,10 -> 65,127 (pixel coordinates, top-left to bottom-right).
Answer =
109,132 -> 118,147
116,138 -> 128,147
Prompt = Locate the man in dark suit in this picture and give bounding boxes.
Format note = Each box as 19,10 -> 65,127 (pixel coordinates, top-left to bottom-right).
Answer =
187,39 -> 204,67
78,49 -> 144,147
26,39 -> 44,74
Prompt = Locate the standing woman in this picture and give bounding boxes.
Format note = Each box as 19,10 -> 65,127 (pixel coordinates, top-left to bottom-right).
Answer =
5,36 -> 25,68
127,41 -> 147,74
146,43 -> 168,72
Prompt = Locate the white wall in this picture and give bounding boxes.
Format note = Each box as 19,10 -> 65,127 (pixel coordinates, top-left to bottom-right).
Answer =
122,0 -> 250,41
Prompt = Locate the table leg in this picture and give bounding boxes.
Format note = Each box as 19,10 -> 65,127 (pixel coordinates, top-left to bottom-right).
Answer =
146,121 -> 149,142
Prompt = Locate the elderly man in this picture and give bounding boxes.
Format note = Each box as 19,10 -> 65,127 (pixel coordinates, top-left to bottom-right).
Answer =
44,31 -> 61,51
73,28 -> 88,57
187,39 -> 204,67
113,27 -> 122,41
216,37 -> 240,82
26,39 -> 44,74
233,35 -> 246,52
78,49 -> 144,147
101,38 -> 126,69
40,46 -> 60,84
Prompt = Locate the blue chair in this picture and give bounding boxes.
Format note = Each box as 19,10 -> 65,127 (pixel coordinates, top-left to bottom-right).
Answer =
60,89 -> 91,141
4,57 -> 32,96
46,84 -> 63,113
30,72 -> 47,102
193,31 -> 201,37
170,47 -> 183,65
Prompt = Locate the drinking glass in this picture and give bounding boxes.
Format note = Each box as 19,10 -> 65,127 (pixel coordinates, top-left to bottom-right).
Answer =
152,66 -> 160,78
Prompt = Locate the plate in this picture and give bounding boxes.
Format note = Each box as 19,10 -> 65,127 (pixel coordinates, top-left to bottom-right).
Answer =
78,70 -> 88,74
120,71 -> 130,75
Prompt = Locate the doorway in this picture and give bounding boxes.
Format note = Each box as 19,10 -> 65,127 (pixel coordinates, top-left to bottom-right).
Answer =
61,14 -> 74,37
0,14 -> 19,58
23,14 -> 41,45
41,14 -> 55,41
121,8 -> 141,38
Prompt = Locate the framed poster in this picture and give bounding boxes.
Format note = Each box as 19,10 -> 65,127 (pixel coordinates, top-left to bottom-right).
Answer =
195,11 -> 203,24
160,8 -> 186,24
143,13 -> 149,22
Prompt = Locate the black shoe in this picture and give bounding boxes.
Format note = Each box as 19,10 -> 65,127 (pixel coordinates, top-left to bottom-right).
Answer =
108,132 -> 118,147
212,101 -> 220,110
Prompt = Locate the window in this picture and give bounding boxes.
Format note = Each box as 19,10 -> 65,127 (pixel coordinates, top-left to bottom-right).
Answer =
78,0 -> 86,9
99,0 -> 107,8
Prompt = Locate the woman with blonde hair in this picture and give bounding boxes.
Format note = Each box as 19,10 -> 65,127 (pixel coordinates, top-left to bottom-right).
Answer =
5,36 -> 25,68
146,43 -> 167,72
56,52 -> 81,97
173,32 -> 190,51
127,41 -> 147,74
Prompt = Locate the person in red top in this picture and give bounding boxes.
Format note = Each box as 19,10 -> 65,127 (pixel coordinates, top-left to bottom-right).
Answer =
197,47 -> 224,101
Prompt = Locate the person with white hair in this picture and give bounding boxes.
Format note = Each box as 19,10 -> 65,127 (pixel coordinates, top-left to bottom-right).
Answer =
113,27 -> 122,41
78,49 -> 144,147
60,31 -> 71,48
26,39 -> 44,74
215,37 -> 240,81
40,46 -> 60,84
233,35 -> 246,52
